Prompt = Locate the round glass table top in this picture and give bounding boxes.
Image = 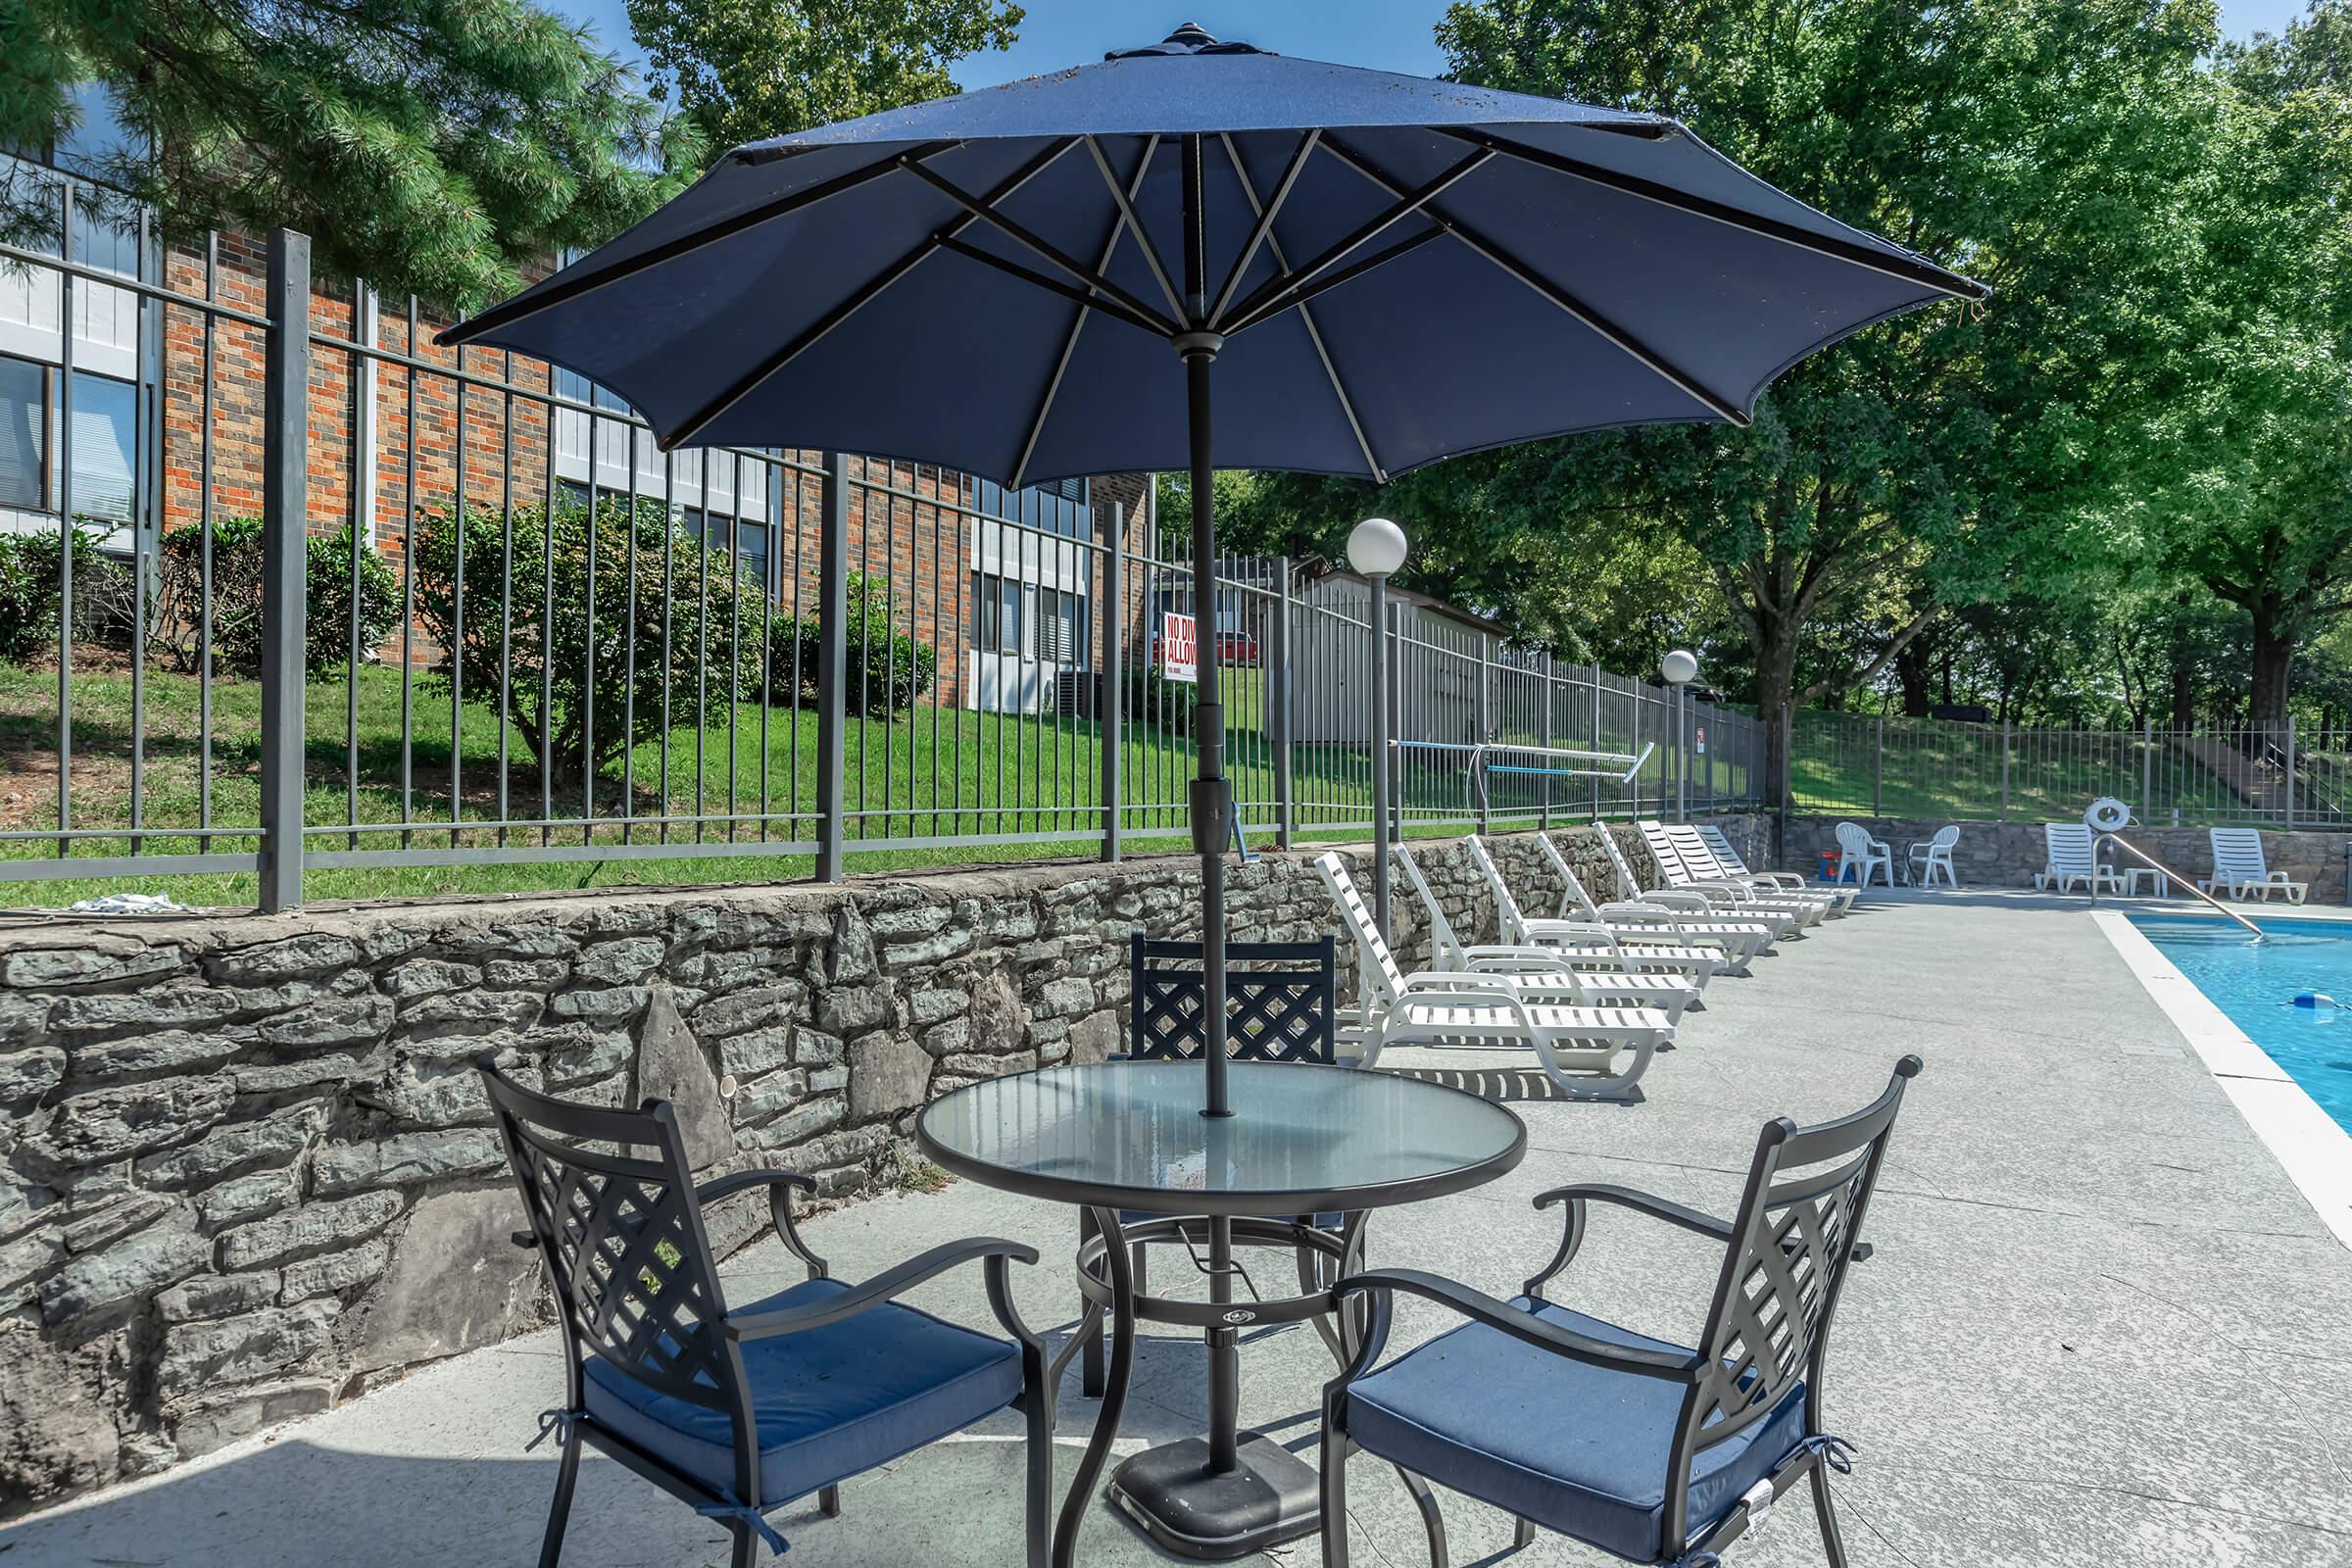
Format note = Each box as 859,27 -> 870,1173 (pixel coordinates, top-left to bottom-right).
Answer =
915,1061 -> 1527,1215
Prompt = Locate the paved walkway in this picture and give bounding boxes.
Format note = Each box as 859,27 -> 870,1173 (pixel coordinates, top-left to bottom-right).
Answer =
7,892 -> 2348,1567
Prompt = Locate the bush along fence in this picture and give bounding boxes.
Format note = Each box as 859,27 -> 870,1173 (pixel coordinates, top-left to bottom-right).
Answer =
0,223 -> 1764,908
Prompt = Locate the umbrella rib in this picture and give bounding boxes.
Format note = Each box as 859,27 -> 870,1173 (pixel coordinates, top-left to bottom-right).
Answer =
1320,134 -> 1750,427
659,139 -> 1083,453
1222,227 -> 1446,337
1082,135 -> 1187,326
1217,131 -> 1387,483
900,157 -> 1182,338
1217,148 -> 1494,333
1205,129 -> 1320,329
1430,125 -> 1988,301
1012,135 -> 1161,489
438,139 -> 960,347
934,236 -> 1169,338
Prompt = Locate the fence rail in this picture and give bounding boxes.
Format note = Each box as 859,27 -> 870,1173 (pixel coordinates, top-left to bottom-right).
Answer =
0,221 -> 1765,907
1790,710 -> 2352,828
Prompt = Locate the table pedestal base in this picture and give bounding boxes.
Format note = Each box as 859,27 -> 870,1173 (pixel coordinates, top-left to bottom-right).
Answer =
1107,1433 -> 1322,1560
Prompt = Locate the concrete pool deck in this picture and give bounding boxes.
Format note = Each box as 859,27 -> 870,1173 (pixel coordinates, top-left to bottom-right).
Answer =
6,890 -> 2348,1566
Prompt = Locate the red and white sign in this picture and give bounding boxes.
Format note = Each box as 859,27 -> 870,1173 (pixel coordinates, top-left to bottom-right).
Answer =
1162,612 -> 1198,684
1694,726 -> 1706,756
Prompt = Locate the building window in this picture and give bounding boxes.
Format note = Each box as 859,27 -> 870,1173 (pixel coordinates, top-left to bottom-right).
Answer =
0,354 -> 137,522
1035,585 -> 1085,666
975,572 -> 1022,655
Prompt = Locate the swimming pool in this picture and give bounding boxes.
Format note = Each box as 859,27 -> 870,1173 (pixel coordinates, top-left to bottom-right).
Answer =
2128,912 -> 2352,1135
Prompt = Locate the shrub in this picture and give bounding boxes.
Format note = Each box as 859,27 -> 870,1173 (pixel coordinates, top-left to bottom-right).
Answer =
0,524 -> 135,663
1125,662 -> 1198,735
149,516 -> 398,674
411,496 -> 761,781
765,571 -> 938,716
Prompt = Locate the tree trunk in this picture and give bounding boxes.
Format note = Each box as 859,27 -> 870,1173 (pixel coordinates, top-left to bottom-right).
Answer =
2249,599 -> 2293,739
1896,631 -> 1933,716
2169,659 -> 2194,731
1755,616 -> 1801,808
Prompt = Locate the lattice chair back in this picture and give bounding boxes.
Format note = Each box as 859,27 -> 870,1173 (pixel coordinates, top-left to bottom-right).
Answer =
478,1059 -> 756,1470
1129,934 -> 1336,1063
1667,1055 -> 1921,1542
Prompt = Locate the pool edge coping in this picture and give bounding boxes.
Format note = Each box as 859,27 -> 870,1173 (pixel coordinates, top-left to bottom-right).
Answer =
2092,909 -> 2352,1252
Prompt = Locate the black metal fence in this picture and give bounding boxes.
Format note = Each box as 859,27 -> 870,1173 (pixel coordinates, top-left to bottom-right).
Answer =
0,220 -> 1763,907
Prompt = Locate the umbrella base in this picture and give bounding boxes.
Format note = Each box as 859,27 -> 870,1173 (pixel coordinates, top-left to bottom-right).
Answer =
1106,1433 -> 1321,1559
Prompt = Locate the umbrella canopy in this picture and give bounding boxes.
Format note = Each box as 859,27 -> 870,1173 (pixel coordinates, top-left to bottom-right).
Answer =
447,22 -> 1984,485
444,22 -> 1984,1128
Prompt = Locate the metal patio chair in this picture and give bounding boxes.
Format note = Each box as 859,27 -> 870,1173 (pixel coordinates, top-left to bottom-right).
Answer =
1319,1056 -> 1923,1568
1078,935 -> 1339,1397
477,1058 -> 1054,1567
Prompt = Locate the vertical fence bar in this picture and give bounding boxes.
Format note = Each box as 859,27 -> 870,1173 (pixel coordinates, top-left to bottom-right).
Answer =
1272,556 -> 1294,850
1101,501 -> 1124,861
815,451 -> 849,880
2285,716 -> 2297,831
1474,631 -> 1493,833
2142,718 -> 2153,821
54,180 -> 76,859
1873,714 -> 1884,817
259,230 -> 312,912
1999,718 -> 2011,821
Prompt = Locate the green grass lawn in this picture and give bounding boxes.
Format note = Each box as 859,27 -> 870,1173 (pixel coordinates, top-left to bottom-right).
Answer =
0,657 -> 1517,907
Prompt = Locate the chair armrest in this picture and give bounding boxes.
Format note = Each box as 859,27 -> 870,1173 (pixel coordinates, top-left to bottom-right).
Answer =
1524,1183 -> 1734,1296
1332,1269 -> 1696,1380
723,1237 -> 1040,1341
697,1168 -> 826,1278
1536,1182 -> 1734,1240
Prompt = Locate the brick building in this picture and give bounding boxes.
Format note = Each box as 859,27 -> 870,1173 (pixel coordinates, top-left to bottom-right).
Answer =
2,126 -> 1155,714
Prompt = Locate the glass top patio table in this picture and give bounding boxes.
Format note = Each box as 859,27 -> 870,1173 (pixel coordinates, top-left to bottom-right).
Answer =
915,1060 -> 1526,1216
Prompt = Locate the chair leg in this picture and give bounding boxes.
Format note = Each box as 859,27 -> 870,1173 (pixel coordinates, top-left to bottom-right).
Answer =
536,1428 -> 581,1568
1512,1514 -> 1535,1550
1079,1210 -> 1106,1398
728,1522 -> 760,1568
1319,1405 -> 1351,1568
817,1484 -> 841,1518
1811,1462 -> 1850,1568
1019,1344 -> 1054,1568
1396,1466 -> 1447,1568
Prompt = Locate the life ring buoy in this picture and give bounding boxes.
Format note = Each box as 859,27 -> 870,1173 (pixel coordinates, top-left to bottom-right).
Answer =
2084,797 -> 2132,833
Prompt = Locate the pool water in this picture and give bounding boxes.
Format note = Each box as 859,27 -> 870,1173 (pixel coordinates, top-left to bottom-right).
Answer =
2129,912 -> 2352,1134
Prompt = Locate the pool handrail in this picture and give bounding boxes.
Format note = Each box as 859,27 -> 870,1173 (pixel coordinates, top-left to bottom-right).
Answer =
2089,832 -> 2263,939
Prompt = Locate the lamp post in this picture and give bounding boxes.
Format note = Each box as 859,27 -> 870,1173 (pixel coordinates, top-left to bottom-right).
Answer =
1350,516 -> 1409,942
1662,649 -> 1698,823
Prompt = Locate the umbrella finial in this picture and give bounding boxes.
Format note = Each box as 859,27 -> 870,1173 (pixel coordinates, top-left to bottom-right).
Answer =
1165,21 -> 1218,46
1105,23 -> 1263,59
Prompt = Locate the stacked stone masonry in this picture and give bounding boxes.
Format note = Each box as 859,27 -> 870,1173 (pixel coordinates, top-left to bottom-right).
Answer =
0,817 -> 1761,1515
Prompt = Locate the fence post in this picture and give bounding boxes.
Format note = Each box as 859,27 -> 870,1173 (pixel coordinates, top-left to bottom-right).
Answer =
1999,718 -> 2011,821
1101,503 -> 1124,861
2141,719 -> 2154,820
1271,555 -> 1294,850
2284,715 -> 2297,831
1538,651 -> 1554,826
258,229 -> 311,913
1475,631 -> 1493,833
814,451 -> 849,881
1872,715 -> 1884,817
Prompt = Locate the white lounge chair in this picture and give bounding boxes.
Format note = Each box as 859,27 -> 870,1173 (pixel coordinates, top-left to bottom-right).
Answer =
1691,821 -> 1856,914
1832,821 -> 1892,889
1524,831 -> 1754,978
1638,821 -> 1828,929
1391,843 -> 1701,1019
1907,825 -> 1961,889
1313,853 -> 1672,1101
2201,827 -> 2306,904
2036,822 -> 2120,894
1589,822 -> 1802,945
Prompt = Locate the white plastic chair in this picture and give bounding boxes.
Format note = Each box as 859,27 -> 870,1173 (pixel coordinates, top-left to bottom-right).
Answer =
1907,825 -> 1960,889
2201,827 -> 2306,904
1833,821 -> 1892,888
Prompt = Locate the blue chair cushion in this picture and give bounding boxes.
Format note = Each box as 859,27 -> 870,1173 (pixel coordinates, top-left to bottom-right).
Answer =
1342,1297 -> 1808,1563
581,1277 -> 1022,1505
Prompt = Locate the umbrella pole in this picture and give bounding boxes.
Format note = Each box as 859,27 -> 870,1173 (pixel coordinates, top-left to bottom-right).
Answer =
1179,332 -> 1232,1122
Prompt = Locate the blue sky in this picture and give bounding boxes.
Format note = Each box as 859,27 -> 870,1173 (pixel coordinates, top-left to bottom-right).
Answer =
556,0 -> 2315,87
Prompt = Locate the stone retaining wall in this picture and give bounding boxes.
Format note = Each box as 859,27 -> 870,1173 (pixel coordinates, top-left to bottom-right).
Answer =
1780,814 -> 2349,903
0,815 -> 1757,1514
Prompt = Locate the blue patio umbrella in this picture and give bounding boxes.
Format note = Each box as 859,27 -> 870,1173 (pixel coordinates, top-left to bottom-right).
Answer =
443,23 -> 1981,1544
